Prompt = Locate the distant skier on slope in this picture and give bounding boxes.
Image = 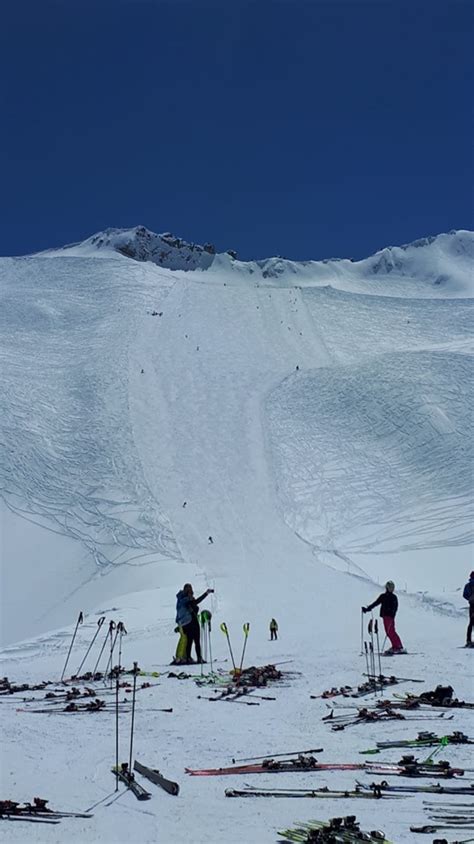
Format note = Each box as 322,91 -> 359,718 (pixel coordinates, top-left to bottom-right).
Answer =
463,571 -> 474,647
175,584 -> 214,664
269,618 -> 278,641
362,581 -> 406,655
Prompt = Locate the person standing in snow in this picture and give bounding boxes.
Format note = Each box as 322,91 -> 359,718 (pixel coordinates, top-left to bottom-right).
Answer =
269,618 -> 278,640
175,584 -> 214,664
362,581 -> 406,655
463,571 -> 474,647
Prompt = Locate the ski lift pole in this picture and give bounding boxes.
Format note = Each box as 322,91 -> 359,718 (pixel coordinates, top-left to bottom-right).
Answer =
75,615 -> 105,677
93,620 -> 115,676
238,623 -> 250,674
60,611 -> 84,682
220,622 -> 236,671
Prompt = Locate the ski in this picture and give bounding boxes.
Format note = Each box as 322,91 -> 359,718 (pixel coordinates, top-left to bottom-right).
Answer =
357,780 -> 474,795
381,651 -> 422,656
363,673 -> 424,683
410,825 -> 474,834
361,731 -> 473,753
0,815 -> 60,824
0,799 -> 92,820
185,755 -> 363,776
185,753 -> 467,777
112,764 -> 151,800
133,760 -> 179,796
394,686 -> 474,710
231,748 -> 324,763
279,815 -> 392,843
225,785 -> 402,799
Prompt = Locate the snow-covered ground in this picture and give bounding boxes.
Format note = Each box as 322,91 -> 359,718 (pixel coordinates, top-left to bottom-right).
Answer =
0,227 -> 473,842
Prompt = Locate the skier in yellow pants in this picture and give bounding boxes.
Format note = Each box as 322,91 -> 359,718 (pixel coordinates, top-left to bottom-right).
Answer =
172,626 -> 187,665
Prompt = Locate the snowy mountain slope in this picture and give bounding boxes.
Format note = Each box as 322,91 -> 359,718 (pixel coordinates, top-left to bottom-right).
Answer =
1,226 -> 473,844
1,229 -> 473,644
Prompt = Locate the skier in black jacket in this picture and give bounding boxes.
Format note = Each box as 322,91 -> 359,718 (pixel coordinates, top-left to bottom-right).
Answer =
463,571 -> 474,647
363,581 -> 406,655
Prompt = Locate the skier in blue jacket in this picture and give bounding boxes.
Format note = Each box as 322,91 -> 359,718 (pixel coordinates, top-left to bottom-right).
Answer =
463,571 -> 474,647
175,584 -> 214,664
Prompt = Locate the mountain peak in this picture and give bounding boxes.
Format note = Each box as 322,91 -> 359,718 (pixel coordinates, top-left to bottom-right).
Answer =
41,225 -> 239,271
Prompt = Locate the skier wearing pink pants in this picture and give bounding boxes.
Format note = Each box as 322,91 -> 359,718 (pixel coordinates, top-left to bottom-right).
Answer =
363,581 -> 406,655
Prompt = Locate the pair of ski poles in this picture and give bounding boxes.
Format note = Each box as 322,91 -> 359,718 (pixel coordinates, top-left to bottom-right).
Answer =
200,611 -> 213,675
220,622 -> 250,677
60,613 -> 128,682
115,661 -> 139,791
361,612 -> 382,688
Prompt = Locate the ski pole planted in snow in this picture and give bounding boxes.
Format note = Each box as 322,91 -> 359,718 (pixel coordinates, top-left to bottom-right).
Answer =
364,642 -> 371,679
238,623 -> 250,674
75,615 -> 105,677
374,619 -> 383,678
220,623 -> 236,671
115,673 -> 120,791
93,620 -> 115,677
117,622 -> 127,674
61,612 -> 84,682
128,662 -> 139,774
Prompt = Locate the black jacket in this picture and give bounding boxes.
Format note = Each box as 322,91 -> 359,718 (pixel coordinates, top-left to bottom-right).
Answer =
188,592 -> 208,621
368,591 -> 398,618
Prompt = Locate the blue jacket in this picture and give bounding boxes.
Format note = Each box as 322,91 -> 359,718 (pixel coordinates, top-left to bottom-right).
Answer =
463,577 -> 474,604
176,591 -> 192,626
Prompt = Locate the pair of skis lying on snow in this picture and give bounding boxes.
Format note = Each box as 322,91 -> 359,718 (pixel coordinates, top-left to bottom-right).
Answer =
185,753 -> 472,778
112,760 -> 179,800
225,781 -> 474,798
0,798 -> 91,825
280,814 -> 392,843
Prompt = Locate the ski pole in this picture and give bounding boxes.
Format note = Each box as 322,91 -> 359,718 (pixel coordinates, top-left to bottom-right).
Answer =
115,673 -> 120,791
374,619 -> 383,678
368,619 -> 376,680
61,612 -> 84,682
117,622 -> 127,674
105,625 -> 120,686
364,642 -> 370,678
199,614 -> 205,678
238,623 -> 250,674
75,616 -> 105,677
369,642 -> 376,687
220,622 -> 236,671
360,609 -> 364,656
128,662 -> 139,774
93,620 -> 115,676
208,618 -> 213,674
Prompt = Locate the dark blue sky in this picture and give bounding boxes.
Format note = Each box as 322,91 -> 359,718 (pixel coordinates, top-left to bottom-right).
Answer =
1,0 -> 472,261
